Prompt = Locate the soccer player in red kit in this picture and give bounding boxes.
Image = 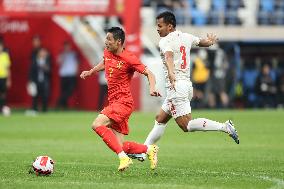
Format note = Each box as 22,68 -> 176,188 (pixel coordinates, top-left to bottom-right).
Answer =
80,27 -> 161,171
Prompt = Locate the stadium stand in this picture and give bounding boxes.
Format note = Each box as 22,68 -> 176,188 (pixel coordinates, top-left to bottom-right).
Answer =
144,0 -> 284,26
141,0 -> 284,109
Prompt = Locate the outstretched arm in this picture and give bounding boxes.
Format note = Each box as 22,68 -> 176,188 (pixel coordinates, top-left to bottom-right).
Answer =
80,59 -> 105,79
198,33 -> 218,47
143,68 -> 161,97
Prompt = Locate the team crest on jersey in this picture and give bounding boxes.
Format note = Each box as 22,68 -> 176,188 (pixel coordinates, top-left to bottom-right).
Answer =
116,61 -> 124,69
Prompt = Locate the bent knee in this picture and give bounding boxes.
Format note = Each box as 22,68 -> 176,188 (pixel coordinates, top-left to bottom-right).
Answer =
155,114 -> 161,122
91,114 -> 111,131
155,114 -> 169,124
91,120 -> 102,131
91,124 -> 97,131
178,124 -> 188,132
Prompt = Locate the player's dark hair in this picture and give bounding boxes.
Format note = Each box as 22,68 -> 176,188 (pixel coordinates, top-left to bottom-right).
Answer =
156,11 -> 176,28
107,27 -> 125,44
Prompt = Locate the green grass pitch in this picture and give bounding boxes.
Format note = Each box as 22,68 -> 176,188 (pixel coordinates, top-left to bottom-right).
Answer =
0,110 -> 283,189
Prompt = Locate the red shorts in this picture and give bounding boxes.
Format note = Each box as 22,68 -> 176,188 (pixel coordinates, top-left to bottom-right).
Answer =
101,102 -> 133,135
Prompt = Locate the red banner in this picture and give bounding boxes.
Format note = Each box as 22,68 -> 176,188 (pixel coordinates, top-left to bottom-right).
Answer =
0,17 -> 97,109
0,0 -> 142,110
0,0 -> 123,16
123,0 -> 142,109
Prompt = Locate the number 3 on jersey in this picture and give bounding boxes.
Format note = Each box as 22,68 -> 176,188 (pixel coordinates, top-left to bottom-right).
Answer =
180,46 -> 187,69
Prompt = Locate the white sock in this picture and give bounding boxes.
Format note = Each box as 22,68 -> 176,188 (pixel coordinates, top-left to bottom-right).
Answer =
144,121 -> 167,145
187,118 -> 226,132
118,151 -> 127,158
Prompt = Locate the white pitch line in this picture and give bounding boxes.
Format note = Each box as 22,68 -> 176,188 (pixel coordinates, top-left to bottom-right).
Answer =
198,169 -> 284,189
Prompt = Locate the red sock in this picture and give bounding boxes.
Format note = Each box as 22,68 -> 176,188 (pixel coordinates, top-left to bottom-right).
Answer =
94,126 -> 123,154
122,141 -> 147,154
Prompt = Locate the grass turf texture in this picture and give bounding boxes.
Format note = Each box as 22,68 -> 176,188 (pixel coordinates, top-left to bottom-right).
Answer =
0,110 -> 283,189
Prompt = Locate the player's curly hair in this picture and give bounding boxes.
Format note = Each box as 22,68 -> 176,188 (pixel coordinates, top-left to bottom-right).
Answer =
156,11 -> 176,28
107,27 -> 125,44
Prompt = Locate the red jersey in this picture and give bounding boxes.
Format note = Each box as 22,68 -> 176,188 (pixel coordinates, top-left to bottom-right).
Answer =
103,49 -> 146,106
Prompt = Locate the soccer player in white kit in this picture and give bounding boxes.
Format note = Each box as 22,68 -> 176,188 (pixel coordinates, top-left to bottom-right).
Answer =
128,11 -> 239,162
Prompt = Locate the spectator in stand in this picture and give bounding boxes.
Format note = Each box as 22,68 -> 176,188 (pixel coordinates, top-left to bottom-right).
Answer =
173,0 -> 186,25
26,35 -> 42,115
156,0 -> 174,13
28,48 -> 51,113
56,41 -> 80,109
255,63 -> 277,108
31,35 -> 42,65
276,59 -> 284,107
276,70 -> 284,108
191,49 -> 209,108
207,46 -> 229,108
242,59 -> 259,108
0,42 -> 12,116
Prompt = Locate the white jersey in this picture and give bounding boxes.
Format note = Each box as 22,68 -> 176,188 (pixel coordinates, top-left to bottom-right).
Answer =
159,30 -> 200,88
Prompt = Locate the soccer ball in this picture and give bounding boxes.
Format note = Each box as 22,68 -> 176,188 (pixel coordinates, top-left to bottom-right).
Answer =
32,156 -> 55,176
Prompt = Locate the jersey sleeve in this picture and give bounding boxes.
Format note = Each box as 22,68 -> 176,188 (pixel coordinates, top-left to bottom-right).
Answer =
185,33 -> 200,46
103,48 -> 111,65
128,54 -> 147,74
159,38 -> 174,53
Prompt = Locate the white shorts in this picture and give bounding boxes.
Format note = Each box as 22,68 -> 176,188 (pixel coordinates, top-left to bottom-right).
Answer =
161,80 -> 193,119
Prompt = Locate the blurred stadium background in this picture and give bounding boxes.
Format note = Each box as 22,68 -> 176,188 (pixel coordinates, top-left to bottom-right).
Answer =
1,1 -> 284,189
0,0 -> 284,113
